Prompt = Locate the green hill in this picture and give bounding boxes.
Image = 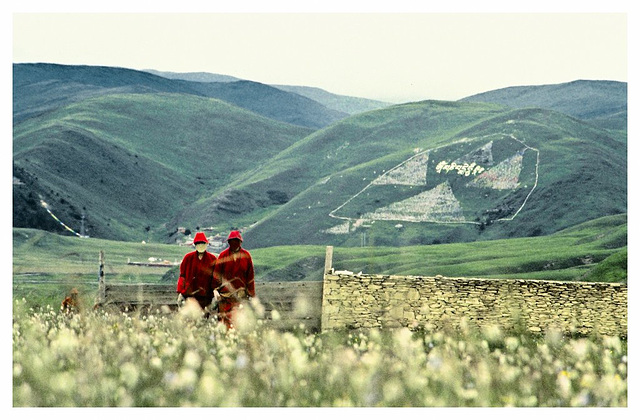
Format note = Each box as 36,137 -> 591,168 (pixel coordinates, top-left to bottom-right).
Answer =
168,100 -> 508,241
13,95 -> 626,251
186,80 -> 349,129
13,93 -> 312,241
194,102 -> 625,249
252,213 -> 628,283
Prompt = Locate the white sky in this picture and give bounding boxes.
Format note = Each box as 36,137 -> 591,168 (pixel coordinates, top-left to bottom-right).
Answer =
9,3 -> 630,103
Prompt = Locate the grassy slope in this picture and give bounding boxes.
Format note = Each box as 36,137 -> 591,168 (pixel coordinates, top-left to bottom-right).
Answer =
13,214 -> 626,308
13,89 -> 626,251
188,80 -> 349,129
193,101 -> 509,242
239,105 -> 625,249
13,93 -> 313,241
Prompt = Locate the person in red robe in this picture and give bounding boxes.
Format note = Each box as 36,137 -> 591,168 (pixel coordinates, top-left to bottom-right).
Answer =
176,232 -> 216,311
212,230 -> 255,328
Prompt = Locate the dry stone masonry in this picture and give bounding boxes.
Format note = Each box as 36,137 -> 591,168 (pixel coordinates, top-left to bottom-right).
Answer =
321,272 -> 627,336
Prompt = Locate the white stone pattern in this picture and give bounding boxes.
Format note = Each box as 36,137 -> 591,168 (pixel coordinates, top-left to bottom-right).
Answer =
362,181 -> 466,223
454,140 -> 494,166
467,151 -> 524,190
372,152 -> 429,186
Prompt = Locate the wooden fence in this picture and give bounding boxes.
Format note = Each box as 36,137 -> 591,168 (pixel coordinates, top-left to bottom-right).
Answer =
95,251 -> 324,331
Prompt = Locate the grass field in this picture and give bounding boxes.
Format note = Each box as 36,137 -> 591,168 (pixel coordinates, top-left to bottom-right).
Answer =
12,300 -> 627,407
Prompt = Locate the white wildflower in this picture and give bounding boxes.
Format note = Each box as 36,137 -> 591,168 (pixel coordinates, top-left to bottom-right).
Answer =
150,356 -> 162,370
196,374 -> 219,404
545,328 -> 563,347
53,371 -> 76,394
580,373 -> 596,389
569,339 -> 590,360
570,390 -> 591,407
504,336 -> 519,352
234,306 -> 257,332
556,371 -> 572,399
183,350 -> 201,370
119,362 -> 139,388
13,363 -> 23,378
178,298 -> 204,320
271,309 -> 281,321
235,353 -> 248,369
602,336 -> 622,354
482,324 -> 503,344
382,378 -> 404,403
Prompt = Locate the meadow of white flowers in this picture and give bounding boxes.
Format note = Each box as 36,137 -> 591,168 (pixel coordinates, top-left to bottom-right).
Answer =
12,298 -> 627,407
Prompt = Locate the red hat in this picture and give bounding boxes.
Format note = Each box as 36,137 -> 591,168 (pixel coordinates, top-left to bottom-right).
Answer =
227,230 -> 243,242
192,232 -> 209,244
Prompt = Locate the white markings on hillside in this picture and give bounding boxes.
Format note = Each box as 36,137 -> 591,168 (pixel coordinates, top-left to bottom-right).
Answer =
362,182 -> 466,223
371,152 -> 429,186
493,135 -> 540,222
466,151 -> 523,190
325,133 -> 540,233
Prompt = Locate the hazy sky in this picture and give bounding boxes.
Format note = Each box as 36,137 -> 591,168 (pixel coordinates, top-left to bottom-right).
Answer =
11,9 -> 628,103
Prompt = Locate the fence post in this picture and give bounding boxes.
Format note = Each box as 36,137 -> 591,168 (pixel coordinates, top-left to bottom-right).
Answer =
321,246 -> 334,332
324,246 -> 333,276
98,250 -> 105,304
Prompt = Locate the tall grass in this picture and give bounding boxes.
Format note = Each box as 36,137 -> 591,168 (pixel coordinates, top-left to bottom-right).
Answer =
13,299 -> 627,407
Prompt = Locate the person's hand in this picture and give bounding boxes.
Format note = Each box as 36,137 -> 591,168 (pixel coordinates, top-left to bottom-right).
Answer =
176,294 -> 185,306
213,289 -> 220,301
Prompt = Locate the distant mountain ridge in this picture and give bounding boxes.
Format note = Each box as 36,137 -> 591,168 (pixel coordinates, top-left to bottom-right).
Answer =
13,63 -> 348,129
142,69 -> 242,83
272,84 -> 393,115
143,68 -> 394,115
460,80 -> 627,131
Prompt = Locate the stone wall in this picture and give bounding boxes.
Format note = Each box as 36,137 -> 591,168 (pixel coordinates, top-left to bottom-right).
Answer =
321,273 -> 627,336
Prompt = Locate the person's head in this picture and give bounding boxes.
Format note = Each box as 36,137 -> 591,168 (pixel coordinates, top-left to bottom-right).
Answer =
192,232 -> 209,253
227,230 -> 243,251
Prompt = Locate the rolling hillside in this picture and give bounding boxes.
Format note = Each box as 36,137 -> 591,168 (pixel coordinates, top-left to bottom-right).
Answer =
184,80 -> 348,129
460,80 -> 627,131
13,63 -> 347,129
13,63 -> 627,252
13,93 -> 313,240
179,100 -> 626,250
